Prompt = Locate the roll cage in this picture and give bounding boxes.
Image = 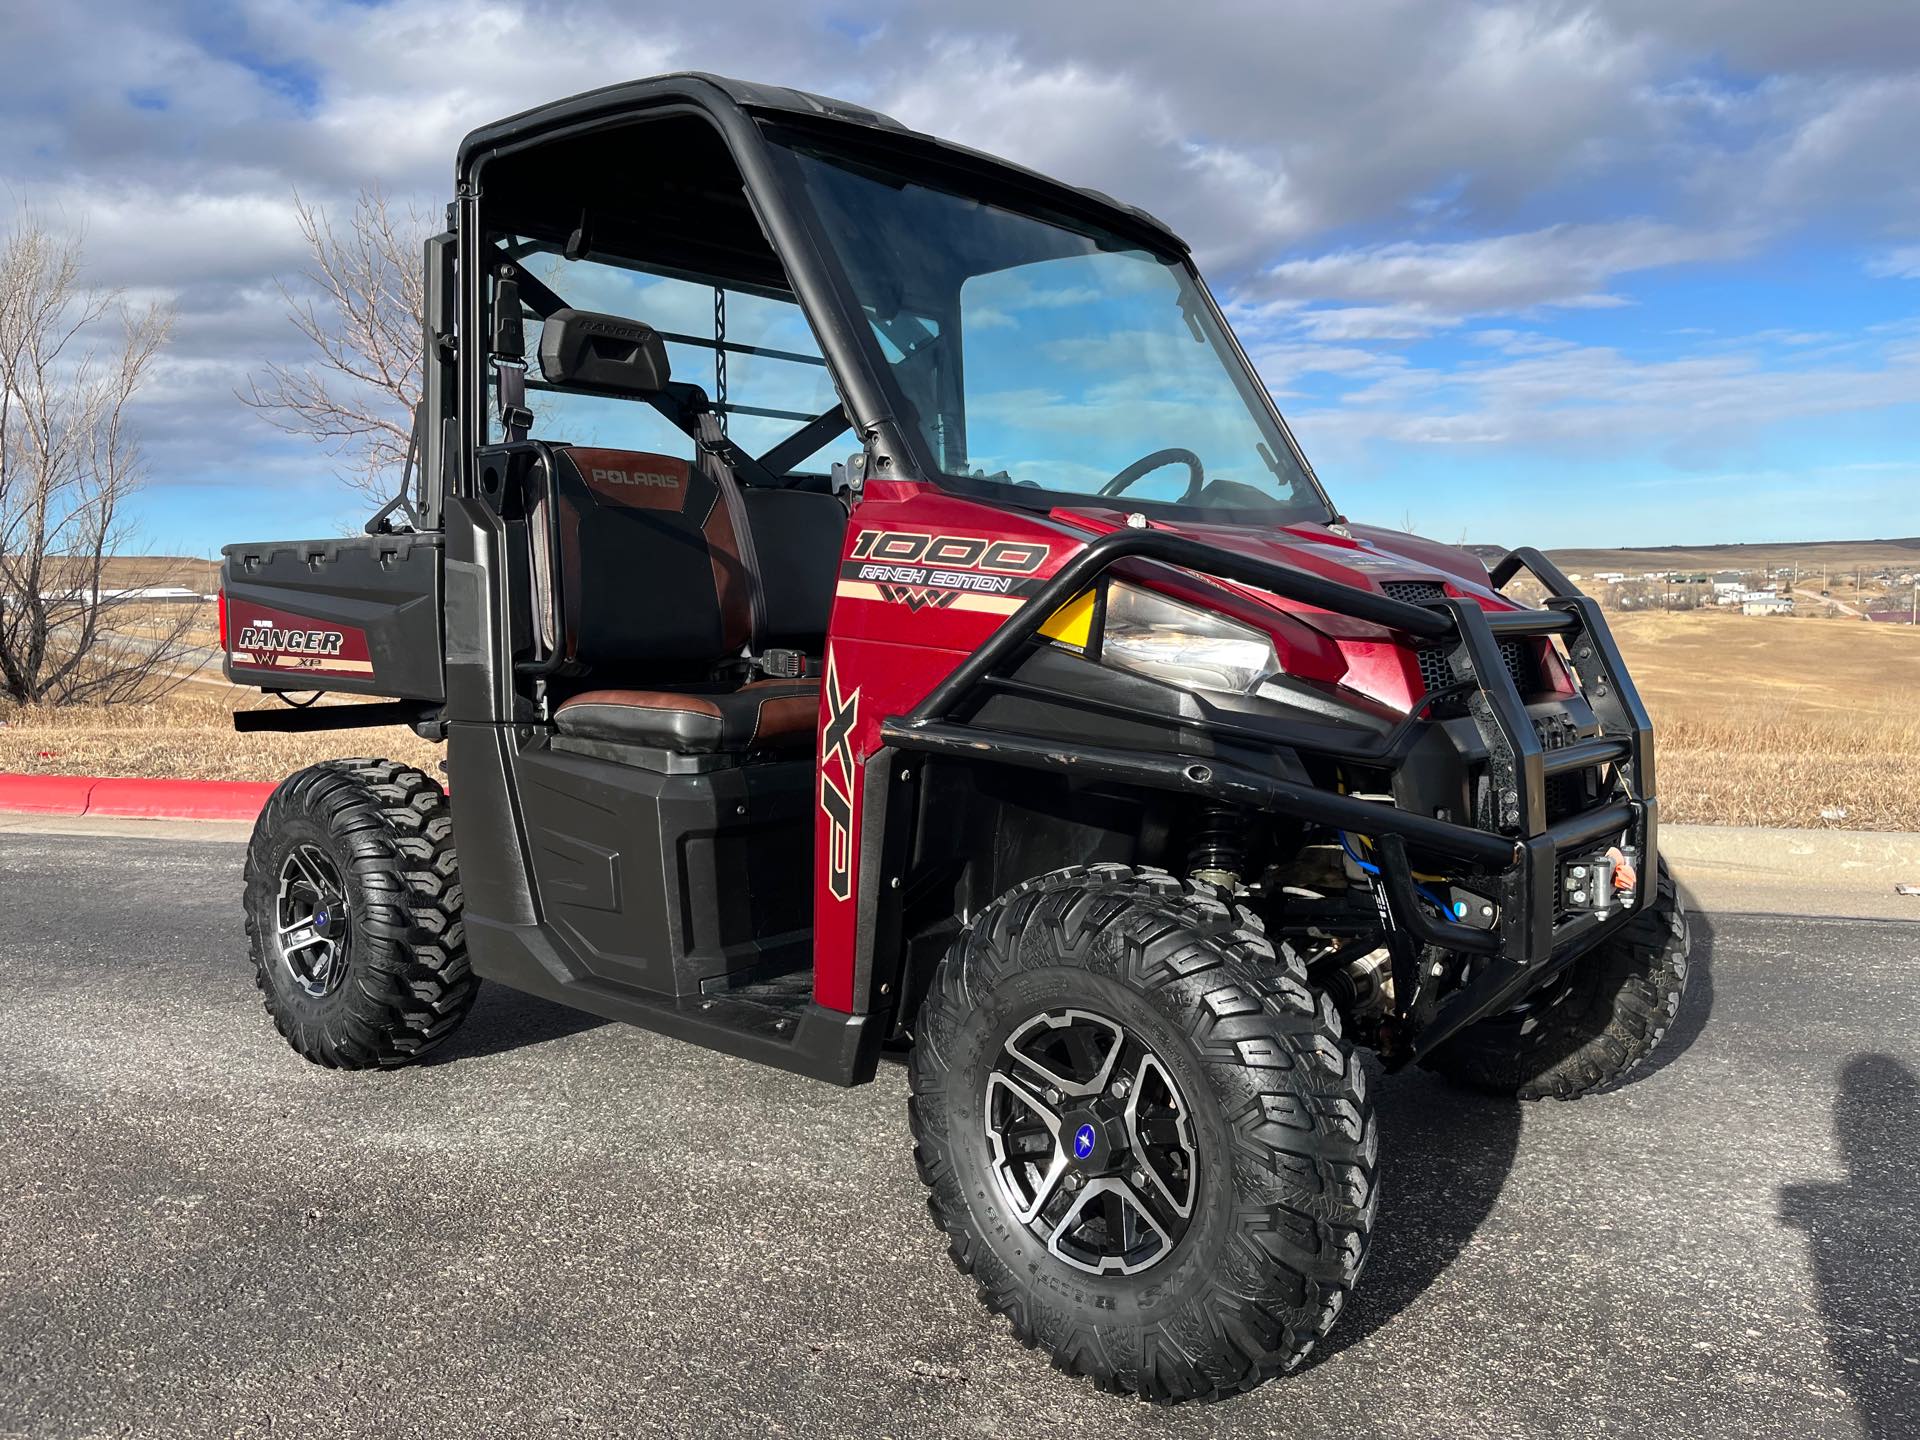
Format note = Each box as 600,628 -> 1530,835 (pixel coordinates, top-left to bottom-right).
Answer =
443,72 -> 1336,525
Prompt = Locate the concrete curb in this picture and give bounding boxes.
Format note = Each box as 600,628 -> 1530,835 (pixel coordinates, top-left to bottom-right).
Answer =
0,773 -> 275,822
1662,824 -> 1920,921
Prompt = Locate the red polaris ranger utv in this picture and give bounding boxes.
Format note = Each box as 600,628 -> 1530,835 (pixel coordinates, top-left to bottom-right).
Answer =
224,74 -> 1689,1402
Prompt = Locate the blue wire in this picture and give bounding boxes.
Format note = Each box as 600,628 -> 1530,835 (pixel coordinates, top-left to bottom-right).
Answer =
1340,831 -> 1460,924
1338,831 -> 1380,874
1414,882 -> 1462,922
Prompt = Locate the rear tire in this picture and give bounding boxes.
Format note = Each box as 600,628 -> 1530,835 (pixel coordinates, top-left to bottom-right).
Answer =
1424,861 -> 1690,1100
909,864 -> 1377,1402
244,758 -> 475,1068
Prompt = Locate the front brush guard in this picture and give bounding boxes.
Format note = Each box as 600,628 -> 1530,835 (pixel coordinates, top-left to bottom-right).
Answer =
882,533 -> 1658,1065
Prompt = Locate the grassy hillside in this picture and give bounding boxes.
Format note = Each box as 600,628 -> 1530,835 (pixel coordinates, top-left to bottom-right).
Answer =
1607,610 -> 1920,829
96,555 -> 220,590
1544,536 -> 1920,577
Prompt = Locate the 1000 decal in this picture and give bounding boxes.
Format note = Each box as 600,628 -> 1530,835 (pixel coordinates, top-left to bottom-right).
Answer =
837,530 -> 1051,613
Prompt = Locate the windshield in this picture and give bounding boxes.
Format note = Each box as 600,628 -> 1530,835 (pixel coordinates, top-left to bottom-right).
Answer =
773,137 -> 1331,523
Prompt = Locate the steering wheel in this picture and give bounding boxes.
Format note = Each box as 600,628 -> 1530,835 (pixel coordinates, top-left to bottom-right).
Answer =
1100,447 -> 1205,502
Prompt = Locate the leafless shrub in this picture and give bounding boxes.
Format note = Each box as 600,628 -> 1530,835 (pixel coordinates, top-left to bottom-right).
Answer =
241,189 -> 430,502
0,211 -> 191,705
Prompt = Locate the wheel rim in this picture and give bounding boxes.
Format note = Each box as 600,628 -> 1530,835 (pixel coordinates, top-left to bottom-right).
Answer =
984,1007 -> 1198,1276
275,844 -> 351,999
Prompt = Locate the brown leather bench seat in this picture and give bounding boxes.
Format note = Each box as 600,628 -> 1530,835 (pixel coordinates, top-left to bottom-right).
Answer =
536,430 -> 844,758
553,679 -> 818,754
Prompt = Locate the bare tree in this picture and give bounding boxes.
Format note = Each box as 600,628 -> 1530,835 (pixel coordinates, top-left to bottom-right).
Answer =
242,189 -> 430,503
0,212 -> 192,705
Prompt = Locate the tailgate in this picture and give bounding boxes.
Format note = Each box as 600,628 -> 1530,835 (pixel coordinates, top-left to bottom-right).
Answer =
221,534 -> 444,701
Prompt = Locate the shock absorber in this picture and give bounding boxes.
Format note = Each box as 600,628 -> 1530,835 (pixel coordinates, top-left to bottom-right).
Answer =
1187,804 -> 1245,890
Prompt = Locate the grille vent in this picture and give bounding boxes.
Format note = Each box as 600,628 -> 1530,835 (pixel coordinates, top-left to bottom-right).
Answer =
1385,580 -> 1533,702
1381,579 -> 1447,605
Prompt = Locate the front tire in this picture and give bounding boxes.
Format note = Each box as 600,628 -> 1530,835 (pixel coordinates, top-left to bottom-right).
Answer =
1424,861 -> 1691,1100
244,758 -> 476,1068
909,865 -> 1377,1403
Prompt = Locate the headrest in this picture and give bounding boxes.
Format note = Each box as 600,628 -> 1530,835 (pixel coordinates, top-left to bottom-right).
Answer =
538,308 -> 671,396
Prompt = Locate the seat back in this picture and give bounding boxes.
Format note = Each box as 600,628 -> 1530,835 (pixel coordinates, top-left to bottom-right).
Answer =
742,487 -> 848,649
549,445 -> 751,667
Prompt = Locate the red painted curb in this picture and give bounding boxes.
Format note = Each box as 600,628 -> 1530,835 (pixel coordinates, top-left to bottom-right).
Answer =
88,777 -> 276,821
0,774 -> 97,815
0,773 -> 274,822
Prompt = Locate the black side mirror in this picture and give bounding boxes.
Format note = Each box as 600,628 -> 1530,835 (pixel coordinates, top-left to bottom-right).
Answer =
538,308 -> 671,396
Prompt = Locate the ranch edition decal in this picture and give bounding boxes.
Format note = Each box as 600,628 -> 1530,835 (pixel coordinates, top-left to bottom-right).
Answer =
230,603 -> 373,677
836,529 -> 1050,614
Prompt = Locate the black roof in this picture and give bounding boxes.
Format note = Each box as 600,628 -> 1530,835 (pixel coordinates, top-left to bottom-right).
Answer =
456,71 -> 1185,254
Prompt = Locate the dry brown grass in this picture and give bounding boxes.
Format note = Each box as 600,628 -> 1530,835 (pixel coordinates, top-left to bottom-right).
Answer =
1652,711 -> 1920,830
4,607 -> 1916,829
1607,610 -> 1920,830
0,688 -> 442,783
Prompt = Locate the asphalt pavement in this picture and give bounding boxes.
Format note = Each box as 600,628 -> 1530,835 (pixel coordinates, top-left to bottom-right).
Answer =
2,828 -> 1916,1440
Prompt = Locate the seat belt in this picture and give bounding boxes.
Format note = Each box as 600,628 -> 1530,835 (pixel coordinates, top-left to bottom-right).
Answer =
497,359 -> 532,443
695,408 -> 768,658
492,272 -> 534,444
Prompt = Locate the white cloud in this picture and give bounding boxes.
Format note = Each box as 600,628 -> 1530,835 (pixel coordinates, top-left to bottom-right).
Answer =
1247,343 -> 1408,389
1295,334 -> 1920,454
879,37 -> 1315,268
1253,220 -> 1755,315
1467,330 -> 1583,356
1759,73 -> 1920,215
1285,305 -> 1463,342
246,0 -> 685,185
27,187 -> 310,289
1868,245 -> 1920,279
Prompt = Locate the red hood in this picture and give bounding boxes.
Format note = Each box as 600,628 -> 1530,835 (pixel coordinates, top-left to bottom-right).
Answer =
1053,508 -> 1513,626
1047,508 -> 1528,713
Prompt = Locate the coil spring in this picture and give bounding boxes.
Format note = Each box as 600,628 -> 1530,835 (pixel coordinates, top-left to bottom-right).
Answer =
1187,805 -> 1245,886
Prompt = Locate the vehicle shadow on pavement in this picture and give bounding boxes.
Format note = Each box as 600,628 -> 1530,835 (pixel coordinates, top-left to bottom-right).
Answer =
1313,1073 -> 1523,1362
425,984 -> 607,1064
1321,908 -> 1720,1362
1780,1053 -> 1920,1440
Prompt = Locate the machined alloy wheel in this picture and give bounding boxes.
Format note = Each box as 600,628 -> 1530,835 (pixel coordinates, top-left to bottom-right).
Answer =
244,758 -> 476,1068
986,1007 -> 1197,1276
910,864 -> 1377,1403
275,844 -> 351,999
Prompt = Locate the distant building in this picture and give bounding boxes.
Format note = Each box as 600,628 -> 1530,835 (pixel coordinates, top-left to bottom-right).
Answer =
1741,595 -> 1793,616
1866,611 -> 1915,625
21,585 -> 213,604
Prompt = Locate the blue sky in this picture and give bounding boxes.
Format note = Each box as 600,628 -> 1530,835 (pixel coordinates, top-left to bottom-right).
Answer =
2,0 -> 1916,556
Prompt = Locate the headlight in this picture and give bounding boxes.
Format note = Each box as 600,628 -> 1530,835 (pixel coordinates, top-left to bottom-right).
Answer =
1099,583 -> 1281,695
